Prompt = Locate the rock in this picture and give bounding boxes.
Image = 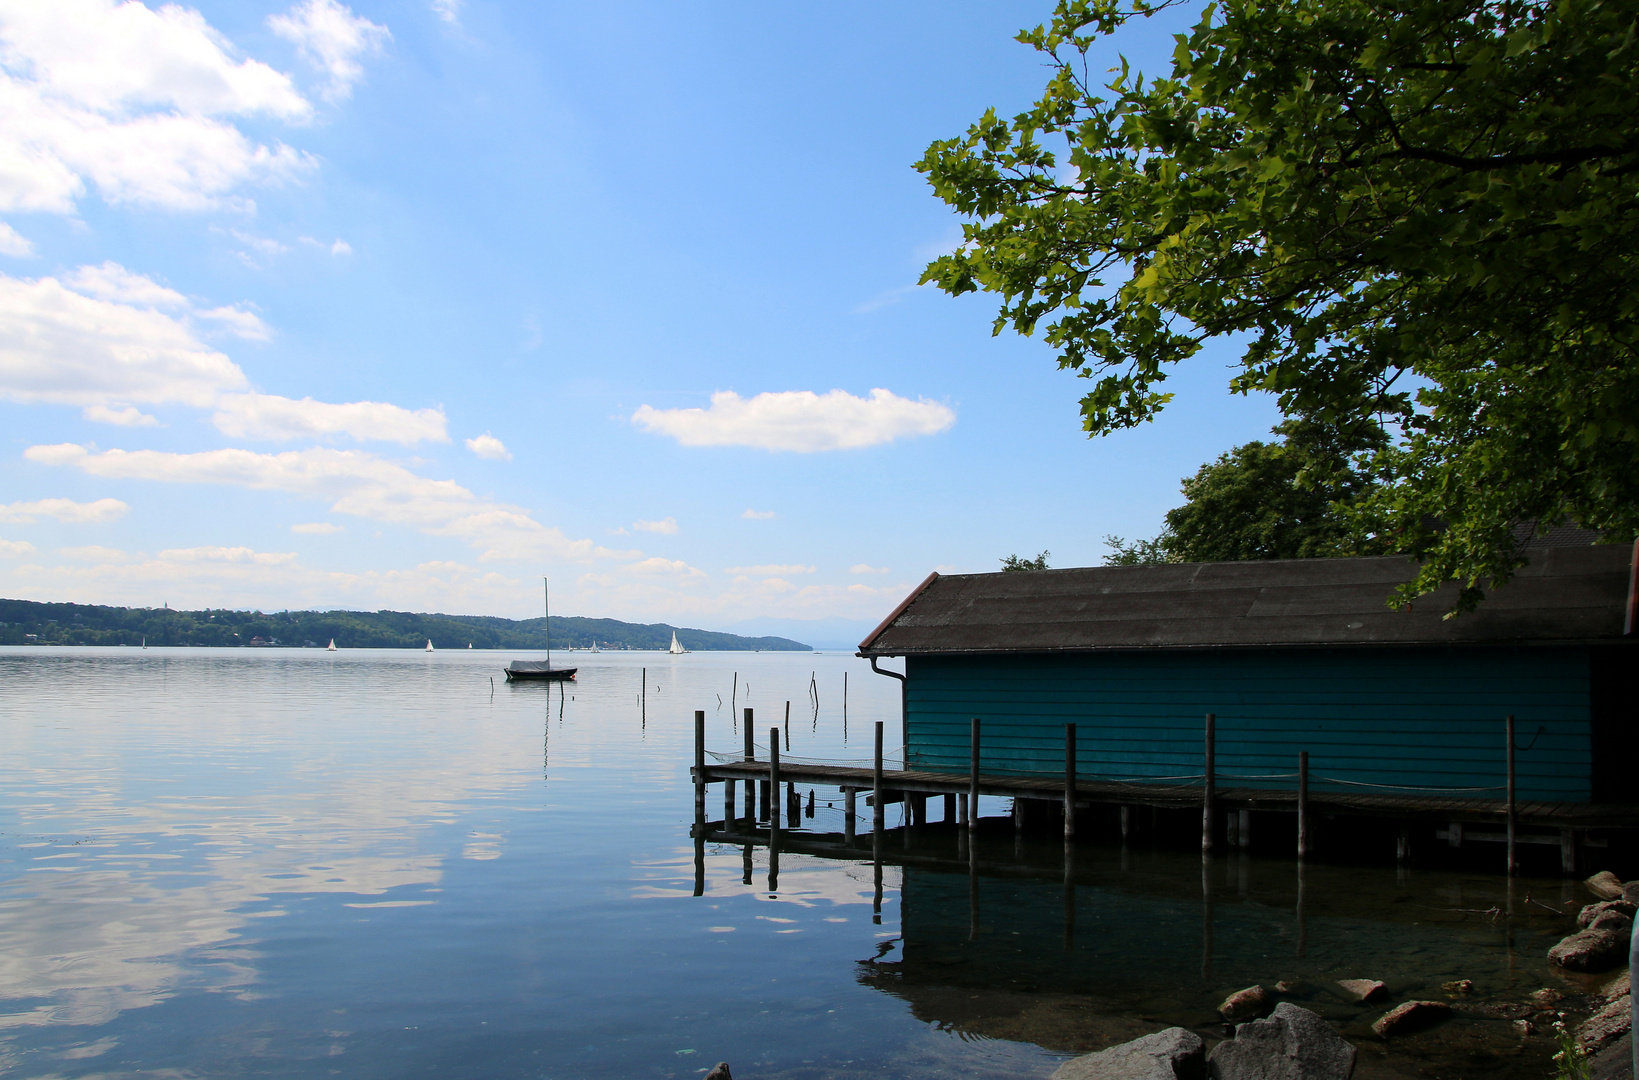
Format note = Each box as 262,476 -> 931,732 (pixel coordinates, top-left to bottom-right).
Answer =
1578,901 -> 1637,929
1441,979 -> 1474,996
1219,985 -> 1272,1021
1454,1001 -> 1533,1020
1586,871 -> 1625,901
1549,928 -> 1629,972
1274,981 -> 1300,994
1590,909 -> 1634,934
1512,1019 -> 1533,1038
1334,979 -> 1388,1003
1597,971 -> 1631,1003
1624,881 -> 1639,905
1207,1002 -> 1356,1080
1588,1032 -> 1632,1080
1051,1027 -> 1206,1080
705,1064 -> 732,1080
1528,987 -> 1565,1009
1577,994 -> 1634,1054
1371,1000 -> 1451,1038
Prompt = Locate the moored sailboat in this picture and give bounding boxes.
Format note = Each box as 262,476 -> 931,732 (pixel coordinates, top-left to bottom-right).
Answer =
505,578 -> 576,681
668,631 -> 687,655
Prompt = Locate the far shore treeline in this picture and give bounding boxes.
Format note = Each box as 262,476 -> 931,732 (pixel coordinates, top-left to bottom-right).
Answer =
0,599 -> 812,652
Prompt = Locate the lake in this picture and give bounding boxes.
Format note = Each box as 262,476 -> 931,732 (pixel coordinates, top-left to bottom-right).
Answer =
0,647 -> 1591,1079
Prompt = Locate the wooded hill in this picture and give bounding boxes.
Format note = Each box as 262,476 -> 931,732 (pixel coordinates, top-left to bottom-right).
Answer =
0,599 -> 811,651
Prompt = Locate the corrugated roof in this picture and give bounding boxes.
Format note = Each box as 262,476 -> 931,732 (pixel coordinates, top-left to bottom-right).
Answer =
858,545 -> 1636,656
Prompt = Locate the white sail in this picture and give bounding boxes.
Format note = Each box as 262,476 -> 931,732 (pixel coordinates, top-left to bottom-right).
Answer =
425,639 -> 434,652
327,639 -> 337,652
668,631 -> 686,655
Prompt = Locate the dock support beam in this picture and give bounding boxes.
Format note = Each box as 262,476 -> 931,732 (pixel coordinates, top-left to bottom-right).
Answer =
1297,751 -> 1309,861
770,727 -> 782,837
694,710 -> 706,823
969,718 -> 981,834
1202,713 -> 1216,854
872,721 -> 885,838
1120,805 -> 1130,843
743,710 -> 755,820
945,793 -> 956,824
844,788 -> 856,843
1064,723 -> 1077,840
1506,714 -> 1518,876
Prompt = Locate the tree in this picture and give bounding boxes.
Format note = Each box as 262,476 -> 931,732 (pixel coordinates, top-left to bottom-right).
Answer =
1001,550 -> 1053,570
918,0 -> 1639,609
1103,415 -> 1387,563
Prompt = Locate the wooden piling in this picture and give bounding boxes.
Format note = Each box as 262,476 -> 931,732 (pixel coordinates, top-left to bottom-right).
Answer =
1064,723 -> 1077,840
1237,809 -> 1251,849
845,788 -> 856,843
1297,751 -> 1309,860
872,720 -> 885,837
724,778 -> 735,826
945,792 -> 957,825
1120,804 -> 1130,843
744,709 -> 754,761
784,701 -> 791,751
770,727 -> 782,835
694,710 -> 706,822
968,718 -> 981,833
1506,714 -> 1518,876
1202,713 -> 1216,854
1017,798 -> 1027,835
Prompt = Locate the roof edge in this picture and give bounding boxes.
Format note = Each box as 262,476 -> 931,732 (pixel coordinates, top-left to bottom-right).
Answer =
857,571 -> 940,653
860,637 -> 1638,659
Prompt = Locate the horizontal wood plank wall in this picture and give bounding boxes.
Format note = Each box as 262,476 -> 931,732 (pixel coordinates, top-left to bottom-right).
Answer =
905,646 -> 1593,802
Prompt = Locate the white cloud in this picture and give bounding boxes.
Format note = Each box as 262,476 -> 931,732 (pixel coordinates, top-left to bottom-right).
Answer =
25,443 -> 615,563
0,537 -> 34,557
214,393 -> 448,445
850,564 -> 890,574
58,544 -> 127,562
623,557 -> 704,578
726,564 -> 815,575
632,388 -> 955,452
0,496 -> 127,524
464,433 -> 510,460
633,516 -> 677,535
330,238 -> 351,256
430,0 -> 462,25
83,404 -> 160,426
0,267 -> 250,407
0,220 -> 32,256
291,521 -> 343,534
61,261 -> 268,338
0,0 -> 317,214
268,0 -> 389,102
741,508 -> 776,520
158,545 -> 296,565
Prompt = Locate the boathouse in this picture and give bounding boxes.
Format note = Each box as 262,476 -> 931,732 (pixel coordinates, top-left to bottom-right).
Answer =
857,545 -> 1637,806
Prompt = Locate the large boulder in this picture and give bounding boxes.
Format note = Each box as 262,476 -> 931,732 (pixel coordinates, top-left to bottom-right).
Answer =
1208,1003 -> 1356,1080
1587,1033 -> 1632,1080
1052,1028 -> 1207,1080
1372,1001 -> 1451,1038
1549,928 -> 1629,973
1586,872 -> 1626,901
1579,901 -> 1637,931
1577,994 -> 1633,1055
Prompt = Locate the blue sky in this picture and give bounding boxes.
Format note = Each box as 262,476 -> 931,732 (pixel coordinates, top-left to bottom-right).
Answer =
0,0 -> 1280,643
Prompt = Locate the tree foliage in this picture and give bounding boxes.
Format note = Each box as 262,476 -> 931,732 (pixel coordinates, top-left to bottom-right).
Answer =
919,0 -> 1639,608
1104,415 -> 1387,563
1001,550 -> 1053,570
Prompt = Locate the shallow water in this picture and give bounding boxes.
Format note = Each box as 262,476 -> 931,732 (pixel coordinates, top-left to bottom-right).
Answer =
0,647 -> 1598,1079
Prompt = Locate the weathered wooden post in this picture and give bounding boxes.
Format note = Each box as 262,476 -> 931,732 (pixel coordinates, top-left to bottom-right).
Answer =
743,708 -> 755,820
1120,805 -> 1130,843
694,710 -> 706,823
784,701 -> 791,751
969,718 -> 981,834
1202,713 -> 1216,854
1064,723 -> 1077,840
872,720 -> 885,837
724,778 -> 735,827
770,727 -> 782,835
1297,751 -> 1310,861
844,788 -> 856,843
1506,714 -> 1518,876
744,710 -> 754,761
945,793 -> 957,824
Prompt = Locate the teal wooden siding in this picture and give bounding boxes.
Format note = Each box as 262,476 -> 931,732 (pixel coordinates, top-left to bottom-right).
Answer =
905,647 -> 1593,802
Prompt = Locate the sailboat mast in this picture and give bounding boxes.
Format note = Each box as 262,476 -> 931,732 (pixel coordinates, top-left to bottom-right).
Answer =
543,577 -> 551,669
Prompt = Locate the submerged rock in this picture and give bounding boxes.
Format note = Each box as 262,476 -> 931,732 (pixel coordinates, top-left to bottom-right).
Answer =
1051,1027 -> 1206,1080
1208,1002 -> 1356,1080
1578,901 -> 1636,929
1371,1000 -> 1451,1038
1440,979 -> 1474,997
1585,871 -> 1625,901
704,1064 -> 731,1080
1548,928 -> 1629,972
1334,980 -> 1387,1003
1528,987 -> 1565,1009
1218,985 -> 1271,1021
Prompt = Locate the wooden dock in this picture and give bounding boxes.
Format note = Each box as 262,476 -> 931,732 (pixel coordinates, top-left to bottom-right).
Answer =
691,711 -> 1639,876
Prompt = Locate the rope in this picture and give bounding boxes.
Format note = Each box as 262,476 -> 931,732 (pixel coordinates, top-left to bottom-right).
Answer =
706,745 -> 906,769
1310,776 -> 1508,794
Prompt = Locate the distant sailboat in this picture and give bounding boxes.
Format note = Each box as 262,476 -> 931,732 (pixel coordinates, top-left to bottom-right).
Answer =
590,639 -> 600,653
141,636 -> 146,649
425,639 -> 435,652
467,642 -> 473,649
327,639 -> 337,652
668,631 -> 687,655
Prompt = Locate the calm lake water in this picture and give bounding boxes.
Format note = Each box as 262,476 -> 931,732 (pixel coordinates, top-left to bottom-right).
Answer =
0,647 -> 1594,1079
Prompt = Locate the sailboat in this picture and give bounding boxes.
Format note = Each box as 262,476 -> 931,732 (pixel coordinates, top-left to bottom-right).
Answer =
141,636 -> 146,649
668,631 -> 687,655
425,639 -> 435,652
504,578 -> 576,681
327,639 -> 337,652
